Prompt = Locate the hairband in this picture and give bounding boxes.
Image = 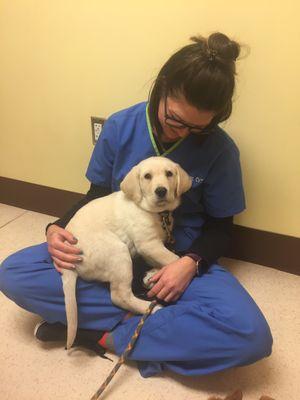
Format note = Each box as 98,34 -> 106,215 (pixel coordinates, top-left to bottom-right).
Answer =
207,48 -> 218,62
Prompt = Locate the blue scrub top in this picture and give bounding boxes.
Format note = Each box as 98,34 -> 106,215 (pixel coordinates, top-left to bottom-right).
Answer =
86,102 -> 245,252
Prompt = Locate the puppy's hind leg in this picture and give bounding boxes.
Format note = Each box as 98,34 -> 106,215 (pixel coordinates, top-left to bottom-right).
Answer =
108,250 -> 159,315
110,280 -> 159,315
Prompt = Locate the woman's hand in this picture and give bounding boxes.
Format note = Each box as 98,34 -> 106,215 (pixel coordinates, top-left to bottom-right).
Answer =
46,225 -> 83,273
147,256 -> 197,303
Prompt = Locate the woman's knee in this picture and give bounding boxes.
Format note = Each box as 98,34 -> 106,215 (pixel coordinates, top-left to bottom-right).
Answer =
253,316 -> 273,359
0,243 -> 50,300
235,310 -> 273,366
0,248 -> 39,301
0,257 -> 19,300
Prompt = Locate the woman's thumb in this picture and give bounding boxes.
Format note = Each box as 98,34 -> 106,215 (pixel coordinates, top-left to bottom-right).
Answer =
61,229 -> 77,244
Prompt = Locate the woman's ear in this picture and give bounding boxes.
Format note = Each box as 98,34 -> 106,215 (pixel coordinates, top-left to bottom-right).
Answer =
175,164 -> 192,197
120,165 -> 142,203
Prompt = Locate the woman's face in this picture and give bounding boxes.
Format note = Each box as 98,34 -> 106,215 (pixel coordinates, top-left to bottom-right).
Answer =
157,94 -> 216,142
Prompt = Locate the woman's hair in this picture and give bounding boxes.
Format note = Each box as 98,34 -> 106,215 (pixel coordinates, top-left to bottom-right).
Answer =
148,32 -> 241,134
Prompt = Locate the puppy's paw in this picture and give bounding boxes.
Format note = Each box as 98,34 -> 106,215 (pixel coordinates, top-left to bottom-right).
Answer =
143,269 -> 160,289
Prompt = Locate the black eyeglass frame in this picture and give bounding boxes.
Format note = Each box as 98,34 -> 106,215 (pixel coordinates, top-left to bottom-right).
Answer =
164,96 -> 215,136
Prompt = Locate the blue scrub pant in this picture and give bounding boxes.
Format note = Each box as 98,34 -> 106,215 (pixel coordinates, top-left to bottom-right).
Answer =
0,243 -> 273,378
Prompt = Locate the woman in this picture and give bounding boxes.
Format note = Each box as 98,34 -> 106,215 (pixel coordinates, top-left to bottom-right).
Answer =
0,32 -> 272,378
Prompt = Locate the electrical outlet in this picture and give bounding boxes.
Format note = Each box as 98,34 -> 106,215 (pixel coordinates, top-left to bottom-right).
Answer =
91,116 -> 106,144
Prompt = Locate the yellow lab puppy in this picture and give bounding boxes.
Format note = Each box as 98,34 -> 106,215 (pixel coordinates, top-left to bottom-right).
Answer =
62,157 -> 192,349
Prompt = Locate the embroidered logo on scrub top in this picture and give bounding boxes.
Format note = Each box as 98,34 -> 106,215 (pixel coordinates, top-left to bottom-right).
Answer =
191,176 -> 204,187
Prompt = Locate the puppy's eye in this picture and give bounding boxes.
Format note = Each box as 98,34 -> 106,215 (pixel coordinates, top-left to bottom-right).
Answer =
144,173 -> 152,180
166,170 -> 173,177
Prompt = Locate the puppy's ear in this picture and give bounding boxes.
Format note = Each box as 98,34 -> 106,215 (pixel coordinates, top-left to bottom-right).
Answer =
175,164 -> 192,197
120,165 -> 142,203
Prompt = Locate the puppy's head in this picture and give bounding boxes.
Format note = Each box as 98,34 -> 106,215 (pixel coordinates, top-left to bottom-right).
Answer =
120,157 -> 192,212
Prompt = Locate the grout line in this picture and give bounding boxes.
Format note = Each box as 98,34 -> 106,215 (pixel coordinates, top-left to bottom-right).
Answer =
0,211 -> 29,229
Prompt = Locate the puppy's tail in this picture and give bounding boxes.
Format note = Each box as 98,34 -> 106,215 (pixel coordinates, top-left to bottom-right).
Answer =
61,269 -> 78,350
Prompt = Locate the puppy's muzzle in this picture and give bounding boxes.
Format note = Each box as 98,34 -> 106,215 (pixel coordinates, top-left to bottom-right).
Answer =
155,186 -> 167,199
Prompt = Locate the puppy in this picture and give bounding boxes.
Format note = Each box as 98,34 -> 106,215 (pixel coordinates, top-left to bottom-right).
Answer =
61,156 -> 192,349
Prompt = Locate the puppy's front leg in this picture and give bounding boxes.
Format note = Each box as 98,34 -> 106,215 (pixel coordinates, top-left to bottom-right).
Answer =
137,241 -> 179,268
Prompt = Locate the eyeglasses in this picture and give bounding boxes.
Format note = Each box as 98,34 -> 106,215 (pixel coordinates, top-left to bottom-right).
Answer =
164,97 -> 213,135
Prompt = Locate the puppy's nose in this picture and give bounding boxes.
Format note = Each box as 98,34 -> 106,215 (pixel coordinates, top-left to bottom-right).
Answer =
155,187 -> 167,198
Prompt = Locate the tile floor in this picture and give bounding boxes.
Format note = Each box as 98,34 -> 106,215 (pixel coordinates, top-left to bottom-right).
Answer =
0,203 -> 299,400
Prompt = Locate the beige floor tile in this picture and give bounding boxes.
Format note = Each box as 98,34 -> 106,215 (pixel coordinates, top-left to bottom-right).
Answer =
0,207 -> 299,400
0,203 -> 27,228
0,205 -> 56,263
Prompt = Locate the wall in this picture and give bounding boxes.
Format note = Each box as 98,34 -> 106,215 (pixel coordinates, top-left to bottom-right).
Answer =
0,0 -> 299,237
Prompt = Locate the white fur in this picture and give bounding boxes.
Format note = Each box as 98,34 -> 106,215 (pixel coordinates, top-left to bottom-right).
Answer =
61,157 -> 192,349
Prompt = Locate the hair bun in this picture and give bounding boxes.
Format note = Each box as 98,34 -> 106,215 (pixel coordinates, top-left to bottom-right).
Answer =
207,32 -> 240,62
190,33 -> 240,63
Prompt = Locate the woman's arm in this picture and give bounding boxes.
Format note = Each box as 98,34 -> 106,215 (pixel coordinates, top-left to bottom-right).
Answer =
147,215 -> 234,302
183,214 -> 234,272
46,183 -> 112,232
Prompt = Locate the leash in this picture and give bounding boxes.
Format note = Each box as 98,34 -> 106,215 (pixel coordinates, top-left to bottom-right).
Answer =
90,300 -> 158,400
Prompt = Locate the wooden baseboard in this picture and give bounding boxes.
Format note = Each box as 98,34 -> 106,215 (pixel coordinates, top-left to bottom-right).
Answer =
0,177 -> 84,217
227,225 -> 299,275
1,176 -> 299,275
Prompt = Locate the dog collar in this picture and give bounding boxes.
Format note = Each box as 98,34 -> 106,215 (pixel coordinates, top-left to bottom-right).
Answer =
159,211 -> 175,245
